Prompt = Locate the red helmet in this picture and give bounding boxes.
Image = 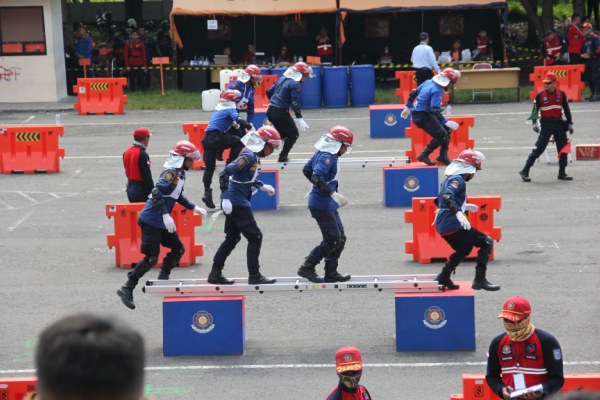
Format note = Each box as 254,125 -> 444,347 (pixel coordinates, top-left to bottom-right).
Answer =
220,89 -> 241,102
245,64 -> 262,79
293,61 -> 314,78
256,126 -> 282,149
433,68 -> 461,87
170,140 -> 201,161
456,149 -> 484,170
326,126 -> 354,147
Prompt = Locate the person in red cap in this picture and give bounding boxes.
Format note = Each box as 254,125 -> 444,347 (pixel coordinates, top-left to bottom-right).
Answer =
123,127 -> 154,202
326,346 -> 372,400
580,22 -> 600,101
486,296 -> 564,399
519,72 -> 574,182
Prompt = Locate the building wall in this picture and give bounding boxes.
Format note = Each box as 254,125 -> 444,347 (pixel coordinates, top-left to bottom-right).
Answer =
0,0 -> 67,103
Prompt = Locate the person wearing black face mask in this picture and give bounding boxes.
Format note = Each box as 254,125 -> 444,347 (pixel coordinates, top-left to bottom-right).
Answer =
326,346 -> 372,400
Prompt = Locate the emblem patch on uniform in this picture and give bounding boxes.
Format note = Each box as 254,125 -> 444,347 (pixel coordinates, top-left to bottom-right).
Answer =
526,343 -> 536,353
423,306 -> 447,329
191,310 -> 215,334
164,171 -> 176,183
384,113 -> 398,127
553,349 -> 562,360
450,180 -> 460,189
502,345 -> 512,354
237,157 -> 248,168
325,158 -> 331,165
403,176 -> 420,192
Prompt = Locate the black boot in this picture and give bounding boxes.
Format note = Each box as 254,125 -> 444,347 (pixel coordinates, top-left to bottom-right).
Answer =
558,166 -> 573,181
436,144 -> 451,166
157,269 -> 170,280
589,89 -> 600,102
202,188 -> 215,209
297,257 -> 324,283
277,152 -> 290,163
435,264 -> 460,290
117,280 -> 137,310
471,266 -> 500,291
207,264 -> 235,285
324,262 -> 351,283
519,165 -> 531,182
248,269 -> 276,285
417,152 -> 436,166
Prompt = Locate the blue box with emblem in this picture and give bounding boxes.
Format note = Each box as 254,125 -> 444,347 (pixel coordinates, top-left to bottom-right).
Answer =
394,283 -> 475,351
369,104 -> 411,138
383,164 -> 438,207
163,296 -> 245,356
250,168 -> 279,210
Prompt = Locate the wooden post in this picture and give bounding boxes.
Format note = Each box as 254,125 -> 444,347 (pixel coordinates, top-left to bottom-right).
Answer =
152,57 -> 170,96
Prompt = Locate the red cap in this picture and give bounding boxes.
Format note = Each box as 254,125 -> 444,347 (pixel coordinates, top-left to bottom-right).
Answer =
542,72 -> 557,83
335,346 -> 362,373
134,127 -> 152,140
498,296 -> 532,322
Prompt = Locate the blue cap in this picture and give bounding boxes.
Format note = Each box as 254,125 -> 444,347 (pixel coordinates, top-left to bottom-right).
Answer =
419,32 -> 429,40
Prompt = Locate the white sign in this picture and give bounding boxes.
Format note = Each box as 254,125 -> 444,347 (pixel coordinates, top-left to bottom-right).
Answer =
207,20 -> 218,30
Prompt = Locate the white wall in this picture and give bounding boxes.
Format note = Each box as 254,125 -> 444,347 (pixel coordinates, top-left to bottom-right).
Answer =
0,0 -> 67,103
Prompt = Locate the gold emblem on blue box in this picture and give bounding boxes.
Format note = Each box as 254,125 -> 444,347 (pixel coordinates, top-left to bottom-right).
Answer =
384,113 -> 397,127
423,306 -> 447,329
403,176 -> 420,192
191,310 -> 215,334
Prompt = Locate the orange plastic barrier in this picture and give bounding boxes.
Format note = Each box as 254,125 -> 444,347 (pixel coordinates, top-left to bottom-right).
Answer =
254,74 -> 278,108
0,376 -> 37,400
74,77 -> 128,115
451,373 -> 600,400
405,196 -> 502,264
405,116 -> 475,164
106,203 -> 203,269
395,70 -> 450,104
181,122 -> 231,170
0,125 -> 65,174
529,64 -> 586,102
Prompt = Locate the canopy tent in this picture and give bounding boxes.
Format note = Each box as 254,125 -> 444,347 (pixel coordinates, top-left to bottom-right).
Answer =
338,0 -> 505,12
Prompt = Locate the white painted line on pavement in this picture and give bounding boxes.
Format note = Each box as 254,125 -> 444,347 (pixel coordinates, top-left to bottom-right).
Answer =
1,360 -> 599,374
8,210 -> 34,232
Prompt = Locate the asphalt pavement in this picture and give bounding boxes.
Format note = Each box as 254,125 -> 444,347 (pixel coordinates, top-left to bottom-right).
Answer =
0,101 -> 599,399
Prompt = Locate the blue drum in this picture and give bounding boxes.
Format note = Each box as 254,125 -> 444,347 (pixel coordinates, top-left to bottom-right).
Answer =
349,65 -> 375,107
300,66 -> 322,108
270,67 -> 288,78
259,67 -> 271,76
323,66 -> 348,108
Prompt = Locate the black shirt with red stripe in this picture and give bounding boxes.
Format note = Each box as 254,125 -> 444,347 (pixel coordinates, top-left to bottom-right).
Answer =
123,142 -> 153,195
535,88 -> 572,124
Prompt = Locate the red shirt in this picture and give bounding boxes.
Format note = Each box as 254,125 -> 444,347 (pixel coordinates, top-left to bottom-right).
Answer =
542,36 -> 563,65
326,384 -> 372,400
317,36 -> 333,56
124,40 -> 146,67
567,24 -> 585,54
476,36 -> 491,55
536,89 -> 571,122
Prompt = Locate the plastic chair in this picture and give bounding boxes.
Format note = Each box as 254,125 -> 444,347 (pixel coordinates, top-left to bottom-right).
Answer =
472,63 -> 493,101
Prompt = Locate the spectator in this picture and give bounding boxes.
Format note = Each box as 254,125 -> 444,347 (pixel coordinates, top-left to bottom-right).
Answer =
542,29 -> 566,65
156,20 -> 172,58
124,31 -> 147,91
276,45 -> 292,65
223,46 -> 234,65
568,14 -> 585,64
316,26 -> 334,63
411,32 -> 440,85
580,22 -> 600,101
74,27 -> 93,78
138,25 -> 157,88
242,43 -> 256,64
473,28 -> 493,61
588,0 -> 599,29
35,314 -> 145,400
326,346 -> 372,399
449,39 -> 463,62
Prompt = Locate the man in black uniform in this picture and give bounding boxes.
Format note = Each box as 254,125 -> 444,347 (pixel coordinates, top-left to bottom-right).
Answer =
519,72 -> 574,182
123,127 -> 153,202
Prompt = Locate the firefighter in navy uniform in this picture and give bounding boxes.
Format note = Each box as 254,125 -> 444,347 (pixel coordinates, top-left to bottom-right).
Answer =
519,72 -> 574,182
486,296 -> 564,399
201,89 -> 253,210
123,127 -> 153,202
401,68 -> 462,166
581,22 -> 600,101
297,126 -> 353,284
225,64 -> 262,128
326,346 -> 372,400
117,141 -> 207,310
434,149 -> 501,292
207,126 -> 282,286
266,61 -> 314,162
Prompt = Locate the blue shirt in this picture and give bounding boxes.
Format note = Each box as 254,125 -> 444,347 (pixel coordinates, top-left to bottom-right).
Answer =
304,151 -> 339,210
435,174 -> 467,235
138,167 -> 195,229
266,76 -> 302,118
226,80 -> 256,125
222,148 -> 264,208
76,36 -> 93,59
206,107 -> 240,133
406,80 -> 448,124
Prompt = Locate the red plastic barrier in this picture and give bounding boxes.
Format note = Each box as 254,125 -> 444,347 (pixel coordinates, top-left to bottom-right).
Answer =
0,125 -> 65,174
405,196 -> 502,264
405,116 -> 475,164
452,373 -> 600,400
106,203 -> 203,269
74,77 -> 128,115
181,122 -> 231,170
0,377 -> 37,400
395,70 -> 450,104
529,64 -> 586,102
254,74 -> 278,108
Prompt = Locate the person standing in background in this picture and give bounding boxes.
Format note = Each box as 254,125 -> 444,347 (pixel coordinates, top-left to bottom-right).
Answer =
411,32 -> 440,85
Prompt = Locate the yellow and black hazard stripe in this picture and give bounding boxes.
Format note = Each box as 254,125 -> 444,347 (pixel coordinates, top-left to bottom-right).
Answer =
90,82 -> 110,90
551,70 -> 568,78
16,132 -> 41,141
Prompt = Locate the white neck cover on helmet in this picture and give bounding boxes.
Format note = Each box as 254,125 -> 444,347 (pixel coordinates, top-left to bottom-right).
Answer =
215,100 -> 237,111
432,74 -> 451,87
164,154 -> 185,169
238,72 -> 251,83
315,135 -> 343,154
241,132 -> 266,153
283,67 -> 303,82
444,161 -> 476,176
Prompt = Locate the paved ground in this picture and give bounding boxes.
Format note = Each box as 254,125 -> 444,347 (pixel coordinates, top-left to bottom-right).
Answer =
0,101 -> 599,399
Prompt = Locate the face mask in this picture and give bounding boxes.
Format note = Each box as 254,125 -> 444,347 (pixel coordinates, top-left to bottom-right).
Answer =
503,316 -> 535,341
338,370 -> 362,391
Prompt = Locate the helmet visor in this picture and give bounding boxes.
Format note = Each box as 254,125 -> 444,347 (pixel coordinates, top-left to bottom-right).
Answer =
186,150 -> 202,162
267,139 -> 282,150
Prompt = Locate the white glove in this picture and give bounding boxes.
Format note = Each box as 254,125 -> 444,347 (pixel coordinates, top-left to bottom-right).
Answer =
465,203 -> 479,213
221,199 -> 233,215
331,192 -> 348,208
445,120 -> 459,131
297,118 -> 309,132
401,108 -> 411,119
260,184 -> 275,196
455,211 -> 471,230
162,214 -> 176,233
194,205 -> 207,217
